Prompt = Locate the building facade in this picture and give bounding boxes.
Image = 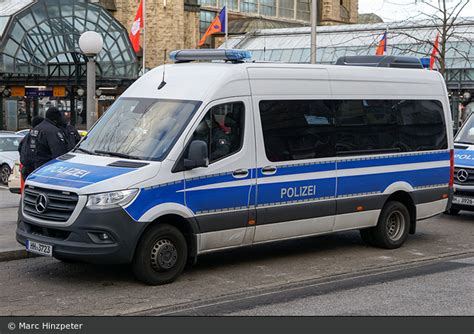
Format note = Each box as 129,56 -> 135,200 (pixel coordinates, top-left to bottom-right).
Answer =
104,0 -> 358,68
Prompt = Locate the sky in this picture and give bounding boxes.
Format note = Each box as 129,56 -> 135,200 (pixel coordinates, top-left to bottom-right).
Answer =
358,0 -> 474,22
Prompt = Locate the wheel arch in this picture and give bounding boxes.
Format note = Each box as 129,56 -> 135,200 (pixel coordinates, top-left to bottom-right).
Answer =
384,191 -> 417,234
133,213 -> 200,264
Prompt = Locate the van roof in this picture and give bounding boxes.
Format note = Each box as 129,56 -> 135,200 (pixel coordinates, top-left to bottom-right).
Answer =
121,62 -> 446,102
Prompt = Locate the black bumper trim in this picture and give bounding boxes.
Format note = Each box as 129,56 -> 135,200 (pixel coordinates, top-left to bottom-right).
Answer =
16,206 -> 147,264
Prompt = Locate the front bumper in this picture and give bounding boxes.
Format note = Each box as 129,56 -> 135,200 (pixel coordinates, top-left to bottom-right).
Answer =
16,204 -> 146,264
451,184 -> 474,211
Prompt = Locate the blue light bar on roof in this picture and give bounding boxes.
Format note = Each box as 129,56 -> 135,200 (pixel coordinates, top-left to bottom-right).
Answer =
169,49 -> 252,62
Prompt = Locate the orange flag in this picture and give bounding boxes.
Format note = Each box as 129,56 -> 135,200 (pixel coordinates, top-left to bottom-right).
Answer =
376,31 -> 387,56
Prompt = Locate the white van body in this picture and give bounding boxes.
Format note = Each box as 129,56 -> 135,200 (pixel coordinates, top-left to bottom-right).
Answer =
17,61 -> 454,284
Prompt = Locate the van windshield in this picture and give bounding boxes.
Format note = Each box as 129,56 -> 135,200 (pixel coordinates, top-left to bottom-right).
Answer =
77,98 -> 201,161
455,113 -> 474,145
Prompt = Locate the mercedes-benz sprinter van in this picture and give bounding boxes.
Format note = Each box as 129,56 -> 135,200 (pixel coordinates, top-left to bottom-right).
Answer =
17,50 -> 454,285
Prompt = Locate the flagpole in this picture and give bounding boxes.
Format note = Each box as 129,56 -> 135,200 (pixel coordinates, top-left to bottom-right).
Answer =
142,0 -> 146,75
225,2 -> 228,48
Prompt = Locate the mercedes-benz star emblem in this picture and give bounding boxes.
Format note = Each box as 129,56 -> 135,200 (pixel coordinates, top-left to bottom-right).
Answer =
35,194 -> 48,213
457,169 -> 469,183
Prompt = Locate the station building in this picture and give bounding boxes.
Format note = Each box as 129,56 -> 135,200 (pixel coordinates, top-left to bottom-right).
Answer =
1,0 -> 358,130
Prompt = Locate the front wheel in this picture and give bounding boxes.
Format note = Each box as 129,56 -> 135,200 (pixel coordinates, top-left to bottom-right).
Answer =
132,224 -> 188,285
367,201 -> 410,249
1,164 -> 11,185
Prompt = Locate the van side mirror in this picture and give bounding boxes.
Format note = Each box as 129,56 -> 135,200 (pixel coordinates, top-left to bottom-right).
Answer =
184,140 -> 209,170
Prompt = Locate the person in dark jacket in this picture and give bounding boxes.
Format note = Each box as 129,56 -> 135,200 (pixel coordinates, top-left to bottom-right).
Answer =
61,110 -> 81,150
18,116 -> 44,182
22,107 -> 70,174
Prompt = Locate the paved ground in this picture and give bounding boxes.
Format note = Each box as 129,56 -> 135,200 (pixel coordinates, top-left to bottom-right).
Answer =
0,188 -> 472,316
171,256 -> 473,316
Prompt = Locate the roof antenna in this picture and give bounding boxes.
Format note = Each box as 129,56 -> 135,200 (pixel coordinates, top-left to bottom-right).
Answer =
158,49 -> 167,90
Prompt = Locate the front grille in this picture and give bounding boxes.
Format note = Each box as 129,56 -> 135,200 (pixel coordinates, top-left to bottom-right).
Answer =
23,186 -> 78,222
24,222 -> 71,240
454,167 -> 474,186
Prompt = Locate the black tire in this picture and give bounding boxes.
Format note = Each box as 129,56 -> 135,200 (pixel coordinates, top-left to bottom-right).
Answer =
132,224 -> 188,285
445,208 -> 460,215
371,201 -> 410,249
359,228 -> 375,246
1,164 -> 11,185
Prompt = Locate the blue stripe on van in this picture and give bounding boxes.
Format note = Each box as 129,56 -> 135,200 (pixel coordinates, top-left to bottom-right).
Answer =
338,151 -> 449,170
27,160 -> 135,189
337,167 -> 450,196
257,177 -> 337,205
125,181 -> 185,221
125,151 -> 450,221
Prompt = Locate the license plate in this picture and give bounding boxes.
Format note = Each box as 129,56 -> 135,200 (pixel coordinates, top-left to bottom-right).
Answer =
452,196 -> 474,206
26,240 -> 53,256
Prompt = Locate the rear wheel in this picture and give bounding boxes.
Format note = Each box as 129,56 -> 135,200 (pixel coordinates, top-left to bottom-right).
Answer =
368,201 -> 410,249
132,224 -> 188,285
1,164 -> 11,185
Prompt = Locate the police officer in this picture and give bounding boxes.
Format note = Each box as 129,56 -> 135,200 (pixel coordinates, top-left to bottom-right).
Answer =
61,110 -> 81,150
24,107 -> 70,172
18,116 -> 44,181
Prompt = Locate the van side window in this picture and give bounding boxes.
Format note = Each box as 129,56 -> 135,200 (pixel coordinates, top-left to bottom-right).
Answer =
335,100 -> 399,153
192,102 -> 245,163
335,100 -> 447,154
259,100 -> 335,162
396,100 -> 447,151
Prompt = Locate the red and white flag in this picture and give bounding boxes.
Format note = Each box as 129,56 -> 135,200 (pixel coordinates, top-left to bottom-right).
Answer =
130,0 -> 143,53
429,32 -> 439,70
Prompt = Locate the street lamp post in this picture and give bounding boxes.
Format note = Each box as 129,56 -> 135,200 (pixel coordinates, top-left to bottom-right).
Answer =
78,31 -> 104,130
310,0 -> 317,64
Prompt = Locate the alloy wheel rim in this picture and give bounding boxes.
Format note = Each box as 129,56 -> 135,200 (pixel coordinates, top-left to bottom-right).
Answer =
1,167 -> 8,184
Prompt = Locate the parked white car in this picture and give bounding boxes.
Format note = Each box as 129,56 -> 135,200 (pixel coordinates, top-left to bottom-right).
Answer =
8,160 -> 21,193
0,134 -> 22,185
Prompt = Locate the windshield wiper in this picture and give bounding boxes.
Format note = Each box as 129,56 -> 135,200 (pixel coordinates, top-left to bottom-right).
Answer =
455,141 -> 474,145
94,150 -> 141,160
75,147 -> 97,155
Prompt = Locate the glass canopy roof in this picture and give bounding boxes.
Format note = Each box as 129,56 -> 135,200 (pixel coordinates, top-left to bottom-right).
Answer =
227,18 -> 474,70
0,0 -> 138,80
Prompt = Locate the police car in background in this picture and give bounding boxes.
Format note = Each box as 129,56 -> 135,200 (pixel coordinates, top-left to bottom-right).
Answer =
450,113 -> 474,213
16,50 -> 454,285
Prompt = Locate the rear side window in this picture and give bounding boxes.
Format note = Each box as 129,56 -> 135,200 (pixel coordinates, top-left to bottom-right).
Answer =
335,100 -> 398,154
396,100 -> 447,152
259,99 -> 447,162
259,100 -> 335,162
335,99 -> 447,154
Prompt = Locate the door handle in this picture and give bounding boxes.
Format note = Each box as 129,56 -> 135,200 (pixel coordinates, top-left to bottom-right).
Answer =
261,166 -> 277,175
232,169 -> 249,178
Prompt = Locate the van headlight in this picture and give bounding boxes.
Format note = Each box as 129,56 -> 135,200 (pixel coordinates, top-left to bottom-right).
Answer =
86,189 -> 139,210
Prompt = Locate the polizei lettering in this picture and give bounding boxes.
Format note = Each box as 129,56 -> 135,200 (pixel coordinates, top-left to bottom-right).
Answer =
281,185 -> 316,199
44,166 -> 91,178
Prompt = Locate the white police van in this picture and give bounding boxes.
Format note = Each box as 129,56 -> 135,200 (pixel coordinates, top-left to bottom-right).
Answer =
17,50 -> 454,285
450,113 -> 474,213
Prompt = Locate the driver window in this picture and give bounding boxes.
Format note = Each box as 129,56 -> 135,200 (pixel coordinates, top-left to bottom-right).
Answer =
191,102 -> 245,163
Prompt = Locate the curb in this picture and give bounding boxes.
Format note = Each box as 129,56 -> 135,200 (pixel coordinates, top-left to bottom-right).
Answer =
0,248 -> 37,262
